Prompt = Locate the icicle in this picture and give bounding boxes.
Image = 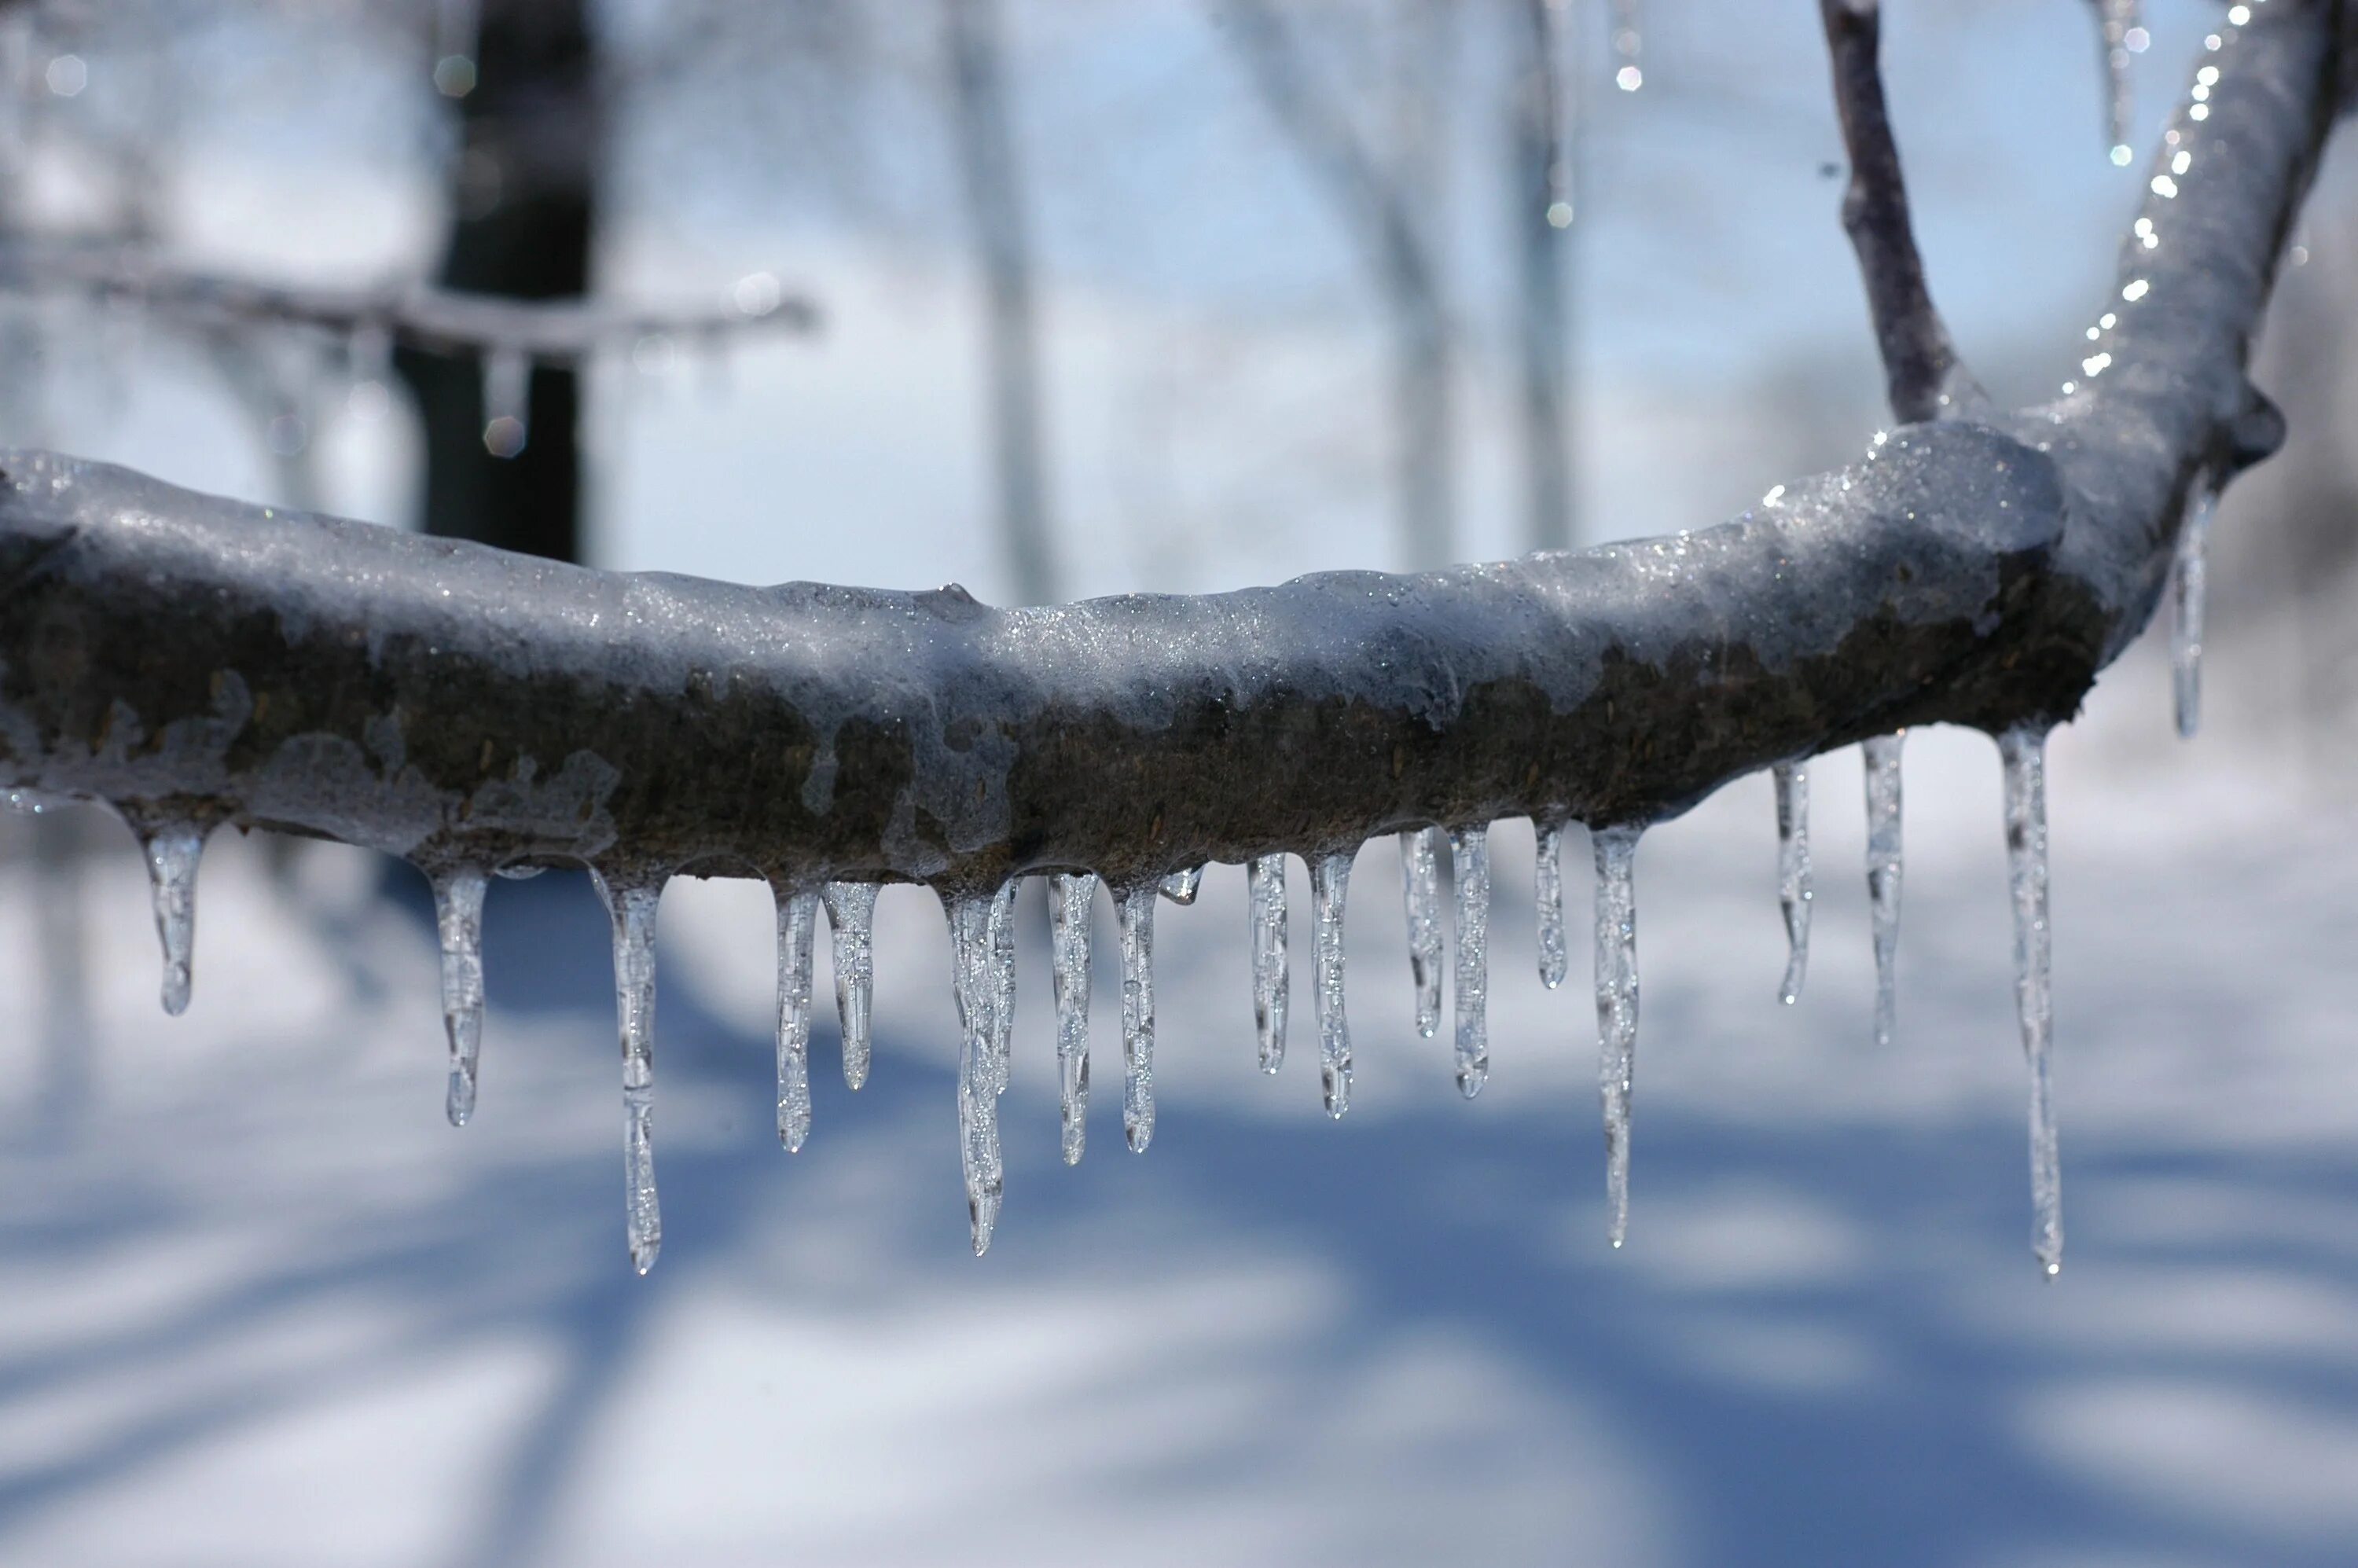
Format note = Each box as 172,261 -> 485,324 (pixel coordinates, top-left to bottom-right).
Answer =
822,881 -> 877,1089
1249,854 -> 1288,1074
1536,817 -> 1569,990
345,321 -> 393,422
1313,850 -> 1354,1118
1049,872 -> 1096,1165
138,821 -> 205,1017
1401,826 -> 1444,1037
2095,0 -> 2139,165
1862,733 -> 1905,1048
1159,866 -> 1203,905
946,892 -> 1004,1254
1118,885 -> 1156,1152
1450,825 -> 1489,1098
1610,0 -> 1644,91
1592,826 -> 1641,1247
775,888 -> 818,1153
2171,486 -> 2215,740
2000,726 -> 2063,1278
988,878 -> 1017,1095
433,867 -> 489,1126
593,873 -> 663,1276
432,0 -> 480,97
1773,762 -> 1813,1005
481,343 -> 529,458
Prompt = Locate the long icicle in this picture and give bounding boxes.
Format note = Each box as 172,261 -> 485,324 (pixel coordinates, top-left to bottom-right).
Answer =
1313,850 -> 1355,1118
774,887 -> 818,1152
1593,827 -> 1641,1247
1773,762 -> 1813,1004
594,872 -> 664,1276
1049,872 -> 1096,1164
1401,827 -> 1445,1037
2095,0 -> 2140,165
1118,884 -> 1156,1152
821,881 -> 878,1090
946,891 -> 1003,1254
1450,824 -> 1490,1097
1250,854 -> 1289,1074
988,878 -> 1017,1095
2171,485 -> 2215,740
139,820 -> 206,1017
1536,817 -> 1569,990
2000,725 -> 2063,1278
1862,733 -> 1905,1048
433,866 -> 489,1126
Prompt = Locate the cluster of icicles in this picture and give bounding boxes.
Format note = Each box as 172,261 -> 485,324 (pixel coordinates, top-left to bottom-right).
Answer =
9,707 -> 2135,1283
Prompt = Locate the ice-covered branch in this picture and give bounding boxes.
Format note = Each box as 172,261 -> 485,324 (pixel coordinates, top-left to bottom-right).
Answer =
0,240 -> 820,363
0,0 -> 2341,1269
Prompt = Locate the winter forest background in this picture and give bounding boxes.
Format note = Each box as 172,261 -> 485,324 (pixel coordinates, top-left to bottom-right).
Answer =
5,1 -> 2358,1564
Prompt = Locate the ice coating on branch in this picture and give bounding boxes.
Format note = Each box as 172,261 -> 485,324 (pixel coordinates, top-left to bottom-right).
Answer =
1118,885 -> 1156,1153
594,873 -> 663,1276
1773,762 -> 1813,1005
1862,733 -> 1905,1048
432,866 -> 488,1126
1250,854 -> 1289,1074
1313,850 -> 1354,1118
1593,826 -> 1640,1247
2172,486 -> 2214,739
1536,818 -> 1569,990
1610,0 -> 1644,90
1159,866 -> 1203,905
2000,726 -> 2063,1277
946,893 -> 1004,1254
138,820 -> 204,1017
2096,0 -> 2141,165
988,879 -> 1017,1094
481,343 -> 528,458
1049,872 -> 1096,1164
1450,825 -> 1489,1098
821,882 -> 877,1090
1401,828 -> 1445,1038
774,888 -> 818,1153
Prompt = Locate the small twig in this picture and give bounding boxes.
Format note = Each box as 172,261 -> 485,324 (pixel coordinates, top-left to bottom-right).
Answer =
1819,0 -> 1979,423
0,241 -> 821,365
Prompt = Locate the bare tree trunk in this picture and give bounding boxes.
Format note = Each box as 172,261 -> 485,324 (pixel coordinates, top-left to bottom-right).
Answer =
1512,0 -> 1576,552
398,0 -> 599,564
946,0 -> 1058,606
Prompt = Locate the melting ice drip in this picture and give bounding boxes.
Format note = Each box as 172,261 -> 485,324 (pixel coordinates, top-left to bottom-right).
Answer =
1772,762 -> 1813,1005
2000,726 -> 2063,1277
2171,485 -> 2215,740
1862,733 -> 1905,1048
1159,866 -> 1203,905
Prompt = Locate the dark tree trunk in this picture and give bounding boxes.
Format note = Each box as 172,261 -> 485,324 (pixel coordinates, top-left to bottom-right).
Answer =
398,0 -> 599,564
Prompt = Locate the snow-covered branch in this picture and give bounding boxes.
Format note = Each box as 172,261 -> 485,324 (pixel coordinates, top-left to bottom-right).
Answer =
0,0 -> 2341,1269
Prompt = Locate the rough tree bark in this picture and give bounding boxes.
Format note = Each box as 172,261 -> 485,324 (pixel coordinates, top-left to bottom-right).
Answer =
0,0 -> 2337,902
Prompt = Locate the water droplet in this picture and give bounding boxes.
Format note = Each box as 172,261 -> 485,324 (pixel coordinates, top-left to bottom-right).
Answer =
1159,866 -> 1203,905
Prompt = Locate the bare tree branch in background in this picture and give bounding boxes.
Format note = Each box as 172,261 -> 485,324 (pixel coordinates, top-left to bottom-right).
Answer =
945,0 -> 1060,607
1511,0 -> 1577,551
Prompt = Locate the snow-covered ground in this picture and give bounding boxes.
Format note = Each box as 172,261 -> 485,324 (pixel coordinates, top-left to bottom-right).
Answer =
2,652 -> 2353,1568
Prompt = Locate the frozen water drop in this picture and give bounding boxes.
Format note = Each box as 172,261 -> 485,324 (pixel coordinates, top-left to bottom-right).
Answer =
1536,817 -> 1569,990
2000,726 -> 2063,1277
1313,849 -> 1354,1118
1401,826 -> 1444,1037
822,882 -> 878,1089
775,888 -> 818,1153
1249,854 -> 1289,1074
1593,826 -> 1641,1247
1159,866 -> 1203,905
2171,485 -> 2214,740
139,820 -> 206,1017
1118,884 -> 1156,1152
433,866 -> 488,1126
1049,872 -> 1097,1164
1450,825 -> 1489,1098
593,872 -> 664,1276
1862,733 -> 1905,1048
1773,762 -> 1813,1004
946,892 -> 1005,1254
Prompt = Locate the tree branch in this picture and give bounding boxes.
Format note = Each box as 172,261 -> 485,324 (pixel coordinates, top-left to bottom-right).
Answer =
0,1 -> 2338,900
